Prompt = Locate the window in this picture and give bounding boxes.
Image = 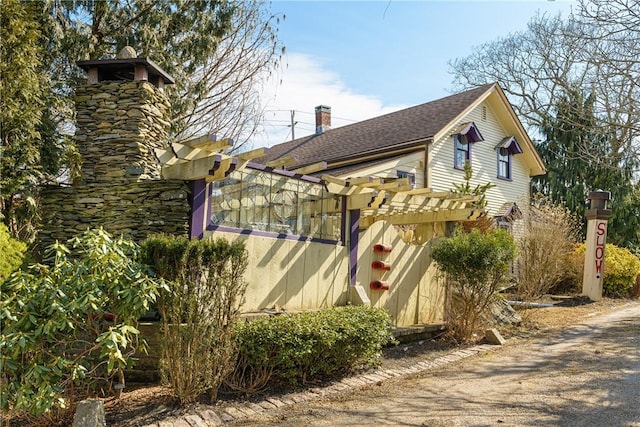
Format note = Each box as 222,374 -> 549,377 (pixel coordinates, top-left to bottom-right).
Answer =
498,147 -> 511,179
209,169 -> 342,241
451,122 -> 483,170
454,134 -> 470,169
397,170 -> 416,188
496,136 -> 523,180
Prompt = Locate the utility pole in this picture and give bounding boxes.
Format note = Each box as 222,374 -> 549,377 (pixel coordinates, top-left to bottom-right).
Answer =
290,110 -> 296,140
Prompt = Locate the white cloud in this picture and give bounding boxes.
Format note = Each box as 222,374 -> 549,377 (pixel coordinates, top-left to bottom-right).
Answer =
253,52 -> 409,148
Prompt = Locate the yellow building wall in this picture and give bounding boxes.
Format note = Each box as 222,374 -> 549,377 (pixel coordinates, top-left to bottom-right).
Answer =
204,220 -> 447,327
356,220 -> 446,327
203,230 -> 349,313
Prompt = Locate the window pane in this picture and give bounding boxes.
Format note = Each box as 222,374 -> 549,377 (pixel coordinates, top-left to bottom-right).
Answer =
241,171 -> 271,230
270,176 -> 298,234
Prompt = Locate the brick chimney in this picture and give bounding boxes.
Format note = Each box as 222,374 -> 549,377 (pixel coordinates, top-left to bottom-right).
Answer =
315,105 -> 331,134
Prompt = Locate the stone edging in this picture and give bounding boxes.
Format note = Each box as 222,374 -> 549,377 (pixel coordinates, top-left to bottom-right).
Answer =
141,343 -> 498,427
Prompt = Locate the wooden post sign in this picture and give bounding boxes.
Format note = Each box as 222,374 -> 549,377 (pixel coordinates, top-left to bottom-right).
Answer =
582,191 -> 612,301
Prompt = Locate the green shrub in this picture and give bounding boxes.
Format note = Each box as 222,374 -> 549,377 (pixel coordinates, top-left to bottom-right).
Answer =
0,222 -> 26,282
432,228 -> 516,342
140,235 -> 248,404
1,228 -> 163,418
572,243 -> 640,298
227,305 -> 394,394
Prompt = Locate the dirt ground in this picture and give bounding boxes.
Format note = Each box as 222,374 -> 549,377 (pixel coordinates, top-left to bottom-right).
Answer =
101,297 -> 632,427
230,301 -> 640,426
5,297 -> 633,426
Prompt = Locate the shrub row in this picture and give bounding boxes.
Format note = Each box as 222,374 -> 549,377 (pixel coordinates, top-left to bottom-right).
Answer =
226,305 -> 395,394
571,243 -> 640,298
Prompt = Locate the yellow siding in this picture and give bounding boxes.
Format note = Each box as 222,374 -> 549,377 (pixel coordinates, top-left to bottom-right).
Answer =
429,101 -> 531,217
356,220 -> 446,326
203,230 -> 349,313
205,220 -> 445,327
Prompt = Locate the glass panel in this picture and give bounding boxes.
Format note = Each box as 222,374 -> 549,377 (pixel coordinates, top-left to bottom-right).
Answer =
210,173 -> 242,228
240,171 -> 271,230
208,168 -> 342,241
297,181 -> 322,237
321,189 -> 342,240
498,149 -> 510,178
269,176 -> 298,234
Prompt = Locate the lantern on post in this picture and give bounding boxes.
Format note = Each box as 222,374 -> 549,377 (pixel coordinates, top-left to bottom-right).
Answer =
582,191 -> 612,301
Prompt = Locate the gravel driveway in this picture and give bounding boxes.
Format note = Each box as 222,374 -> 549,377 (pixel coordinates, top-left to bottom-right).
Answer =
230,304 -> 640,427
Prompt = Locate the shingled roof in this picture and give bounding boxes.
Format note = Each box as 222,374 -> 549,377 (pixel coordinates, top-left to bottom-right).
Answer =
255,83 -> 497,170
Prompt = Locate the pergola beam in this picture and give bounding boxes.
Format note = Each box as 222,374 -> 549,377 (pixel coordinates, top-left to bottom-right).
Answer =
291,161 -> 327,175
181,134 -> 232,151
266,155 -> 298,168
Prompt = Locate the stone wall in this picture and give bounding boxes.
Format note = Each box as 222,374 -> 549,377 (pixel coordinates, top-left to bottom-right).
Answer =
38,76 -> 191,250
75,80 -> 171,184
39,180 -> 190,249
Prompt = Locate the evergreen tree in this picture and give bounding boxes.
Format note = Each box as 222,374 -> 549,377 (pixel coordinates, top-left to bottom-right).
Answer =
0,0 -> 61,242
1,1 -> 282,242
533,87 -> 639,248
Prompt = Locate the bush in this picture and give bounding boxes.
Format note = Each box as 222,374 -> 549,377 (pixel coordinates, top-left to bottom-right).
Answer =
516,196 -> 581,298
572,243 -> 640,298
0,222 -> 26,282
227,305 -> 394,394
1,228 -> 163,418
140,235 -> 248,404
432,228 -> 516,342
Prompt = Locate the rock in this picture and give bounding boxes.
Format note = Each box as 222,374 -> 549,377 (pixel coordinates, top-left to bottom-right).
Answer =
72,399 -> 106,427
117,46 -> 137,59
485,328 -> 506,345
488,297 -> 522,326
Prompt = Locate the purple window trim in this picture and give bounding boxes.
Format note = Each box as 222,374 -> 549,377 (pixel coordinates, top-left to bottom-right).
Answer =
190,179 -> 208,240
340,195 -> 347,246
206,224 -> 342,246
349,209 -> 360,286
496,136 -> 523,155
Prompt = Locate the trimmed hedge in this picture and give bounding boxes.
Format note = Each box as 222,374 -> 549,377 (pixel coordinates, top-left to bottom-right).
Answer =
229,305 -> 394,392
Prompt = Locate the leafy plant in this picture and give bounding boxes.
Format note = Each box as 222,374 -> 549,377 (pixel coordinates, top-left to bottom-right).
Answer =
227,305 -> 395,394
0,228 -> 163,418
451,161 -> 496,209
571,243 -> 640,298
140,235 -> 248,404
0,222 -> 26,282
432,228 -> 516,342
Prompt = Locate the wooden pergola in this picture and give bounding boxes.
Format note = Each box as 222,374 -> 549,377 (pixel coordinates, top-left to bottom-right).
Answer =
155,134 -> 481,229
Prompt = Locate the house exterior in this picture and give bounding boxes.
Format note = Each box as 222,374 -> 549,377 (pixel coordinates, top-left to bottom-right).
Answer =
255,83 -> 546,228
57,54 -> 541,329
168,83 -> 545,327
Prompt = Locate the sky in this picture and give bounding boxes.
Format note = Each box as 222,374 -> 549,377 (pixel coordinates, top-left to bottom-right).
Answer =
253,0 -> 576,148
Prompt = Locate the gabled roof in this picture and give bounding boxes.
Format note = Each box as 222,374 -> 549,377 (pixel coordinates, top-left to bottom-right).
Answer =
255,83 -> 545,176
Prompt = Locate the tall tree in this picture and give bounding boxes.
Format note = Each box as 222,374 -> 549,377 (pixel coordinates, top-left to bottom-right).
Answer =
449,0 -> 640,249
1,0 -> 283,242
534,87 -> 638,247
0,0 -> 62,242
52,0 -> 283,148
449,0 -> 640,171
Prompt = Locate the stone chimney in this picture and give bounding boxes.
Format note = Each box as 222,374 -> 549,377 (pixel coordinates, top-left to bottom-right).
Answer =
315,105 -> 331,134
75,47 -> 175,184
38,48 -> 191,251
